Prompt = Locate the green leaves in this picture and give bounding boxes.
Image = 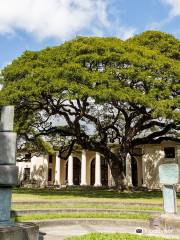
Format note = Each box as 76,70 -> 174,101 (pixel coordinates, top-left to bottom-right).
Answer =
0,31 -> 179,157
129,30 -> 180,60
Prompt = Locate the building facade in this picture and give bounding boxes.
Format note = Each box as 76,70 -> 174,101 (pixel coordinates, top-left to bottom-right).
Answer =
17,141 -> 180,189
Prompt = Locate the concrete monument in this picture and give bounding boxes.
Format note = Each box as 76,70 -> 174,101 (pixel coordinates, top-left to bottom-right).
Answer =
159,163 -> 179,214
0,106 -> 39,240
150,162 -> 180,233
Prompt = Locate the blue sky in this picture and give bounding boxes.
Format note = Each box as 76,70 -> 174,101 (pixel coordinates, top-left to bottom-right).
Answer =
0,0 -> 179,69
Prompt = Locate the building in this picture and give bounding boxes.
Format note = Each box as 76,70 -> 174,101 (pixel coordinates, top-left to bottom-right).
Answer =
17,141 -> 180,189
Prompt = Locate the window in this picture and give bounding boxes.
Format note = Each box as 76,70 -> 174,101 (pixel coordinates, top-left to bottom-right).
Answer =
49,155 -> 53,163
48,168 -> 52,181
25,153 -> 31,161
164,147 -> 175,159
23,168 -> 30,181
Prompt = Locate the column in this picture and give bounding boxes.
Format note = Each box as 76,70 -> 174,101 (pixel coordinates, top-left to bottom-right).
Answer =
68,154 -> 73,186
81,150 -> 87,185
0,106 -> 18,223
177,146 -> 180,166
108,164 -> 112,187
142,147 -> 147,187
94,152 -> 102,186
43,155 -> 49,187
154,146 -> 164,189
55,152 -> 61,186
126,153 -> 132,187
177,146 -> 180,190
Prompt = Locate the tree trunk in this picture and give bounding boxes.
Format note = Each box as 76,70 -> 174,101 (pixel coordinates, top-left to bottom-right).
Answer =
108,152 -> 131,191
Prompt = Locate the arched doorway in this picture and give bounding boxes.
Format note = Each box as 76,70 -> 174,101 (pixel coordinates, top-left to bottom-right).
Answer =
73,157 -> 81,185
101,158 -> 108,186
90,157 -> 108,186
90,159 -> 95,185
131,157 -> 138,187
65,157 -> 81,185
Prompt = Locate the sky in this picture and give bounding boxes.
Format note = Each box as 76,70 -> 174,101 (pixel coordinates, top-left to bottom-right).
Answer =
0,0 -> 180,69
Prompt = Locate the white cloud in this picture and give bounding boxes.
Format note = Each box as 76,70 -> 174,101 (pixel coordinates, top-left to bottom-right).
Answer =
0,0 -> 136,41
161,0 -> 180,17
118,27 -> 137,40
146,18 -> 170,31
0,0 -> 108,40
146,0 -> 180,32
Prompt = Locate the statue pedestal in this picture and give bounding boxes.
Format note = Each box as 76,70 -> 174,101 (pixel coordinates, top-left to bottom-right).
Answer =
0,222 -> 39,240
0,106 -> 39,239
150,214 -> 180,234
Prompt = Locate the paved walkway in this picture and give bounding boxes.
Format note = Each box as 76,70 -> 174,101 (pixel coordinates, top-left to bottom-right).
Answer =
39,224 -> 180,240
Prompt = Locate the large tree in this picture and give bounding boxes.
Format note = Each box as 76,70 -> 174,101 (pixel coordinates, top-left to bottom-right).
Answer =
0,31 -> 179,187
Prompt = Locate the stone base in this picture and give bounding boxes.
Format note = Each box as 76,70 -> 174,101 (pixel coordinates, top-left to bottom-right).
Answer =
0,222 -> 39,240
150,214 -> 180,233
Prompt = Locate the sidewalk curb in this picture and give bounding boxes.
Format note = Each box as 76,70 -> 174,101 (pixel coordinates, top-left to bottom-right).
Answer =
29,218 -> 149,228
12,200 -> 164,207
11,208 -> 159,216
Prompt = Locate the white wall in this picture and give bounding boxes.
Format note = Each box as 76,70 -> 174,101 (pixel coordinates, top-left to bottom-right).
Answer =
17,154 -> 48,187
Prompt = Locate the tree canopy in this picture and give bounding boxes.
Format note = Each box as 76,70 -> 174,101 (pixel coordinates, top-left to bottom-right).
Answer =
0,31 -> 179,181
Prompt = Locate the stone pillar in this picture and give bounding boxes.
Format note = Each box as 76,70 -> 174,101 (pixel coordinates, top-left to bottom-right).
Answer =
81,150 -> 87,185
108,164 -> 112,187
155,146 -> 164,189
68,154 -> 73,186
55,152 -> 61,186
0,106 -> 39,238
142,148 -> 147,188
0,106 -> 18,223
126,154 -> 133,187
177,146 -> 180,191
94,152 -> 102,186
0,106 -> 14,131
43,155 -> 49,187
177,146 -> 180,166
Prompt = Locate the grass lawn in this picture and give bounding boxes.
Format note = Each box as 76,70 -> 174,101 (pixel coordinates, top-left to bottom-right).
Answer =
12,188 -> 166,203
13,188 -> 180,222
66,233 -> 180,240
12,203 -> 162,211
15,212 -> 150,222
